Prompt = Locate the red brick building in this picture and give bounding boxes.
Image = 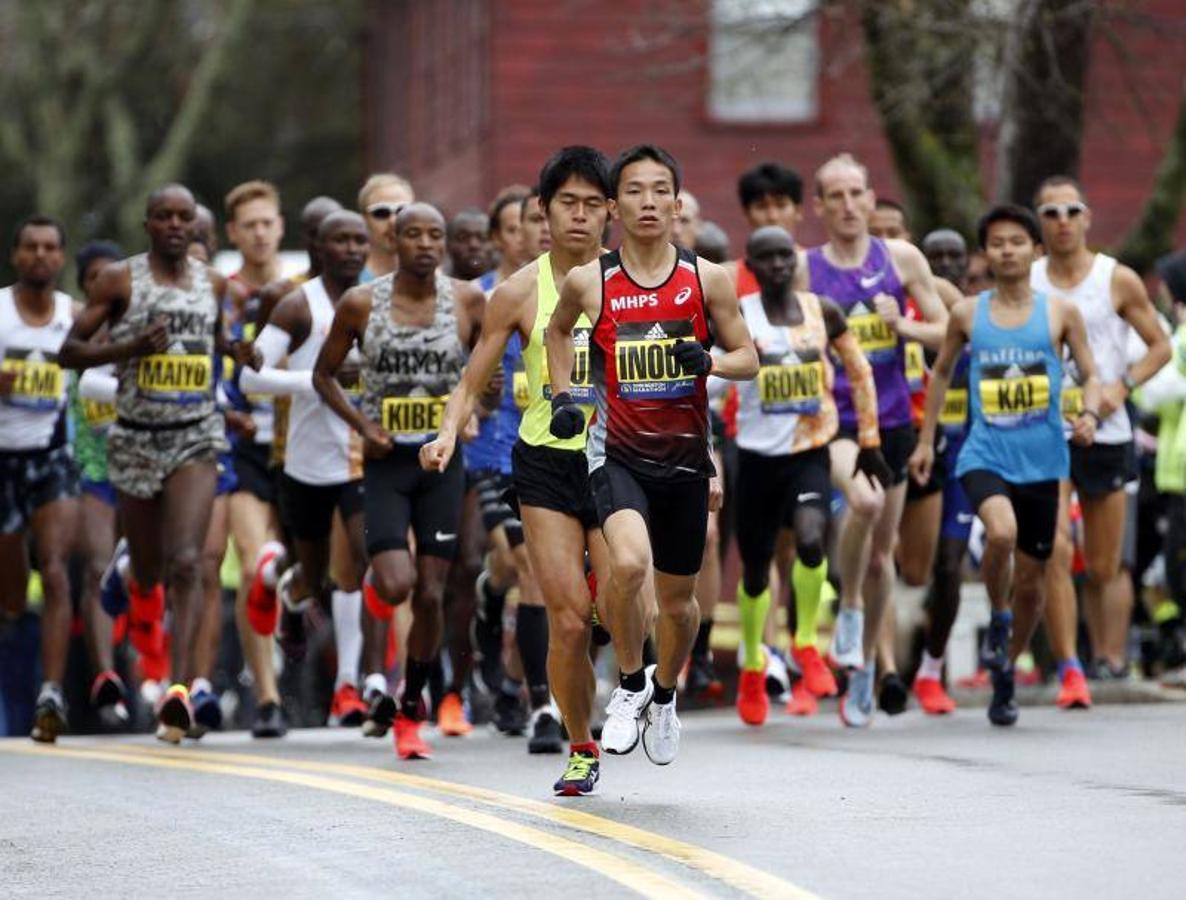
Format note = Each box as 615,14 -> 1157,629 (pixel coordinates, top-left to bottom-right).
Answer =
365,0 -> 1186,254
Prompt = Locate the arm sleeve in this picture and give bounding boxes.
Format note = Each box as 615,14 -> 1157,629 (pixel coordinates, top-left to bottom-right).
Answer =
238,324 -> 315,396
78,367 -> 118,403
833,331 -> 880,448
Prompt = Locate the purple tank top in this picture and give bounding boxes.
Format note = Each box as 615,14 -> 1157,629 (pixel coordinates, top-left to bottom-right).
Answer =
807,237 -> 911,430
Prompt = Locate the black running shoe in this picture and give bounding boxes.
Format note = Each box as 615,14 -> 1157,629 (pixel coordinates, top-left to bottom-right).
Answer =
492,690 -> 527,736
684,652 -> 724,702
31,684 -> 67,744
553,750 -> 599,796
877,672 -> 908,716
527,707 -> 564,754
988,666 -> 1019,727
362,689 -> 397,738
980,617 -> 1011,672
277,606 -> 307,663
251,701 -> 288,739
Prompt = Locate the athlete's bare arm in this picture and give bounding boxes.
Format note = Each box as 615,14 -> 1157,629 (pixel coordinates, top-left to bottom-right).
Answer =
821,294 -> 880,448
421,264 -> 536,473
1058,298 -> 1100,446
700,260 -> 758,380
546,258 -> 600,397
935,276 -> 965,311
267,287 -> 314,351
1109,263 -> 1171,415
453,278 -> 488,351
59,262 -> 165,369
257,277 -> 296,329
883,239 -> 948,351
909,298 -> 973,485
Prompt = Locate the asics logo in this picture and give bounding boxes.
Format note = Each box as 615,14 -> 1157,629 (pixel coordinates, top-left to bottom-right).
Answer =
674,286 -> 693,306
859,272 -> 883,290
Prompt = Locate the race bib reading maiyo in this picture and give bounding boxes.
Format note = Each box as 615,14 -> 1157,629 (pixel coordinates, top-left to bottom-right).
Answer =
904,341 -> 925,391
940,388 -> 968,429
137,349 -> 212,404
615,319 -> 696,400
758,361 -> 823,415
846,301 -> 897,364
541,327 -> 592,403
382,394 -> 447,438
979,362 -> 1050,428
1,350 -> 63,411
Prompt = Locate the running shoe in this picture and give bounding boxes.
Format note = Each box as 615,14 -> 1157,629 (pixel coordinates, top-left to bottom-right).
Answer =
277,603 -> 307,664
436,691 -> 472,736
246,540 -> 286,635
470,573 -> 504,695
877,672 -> 908,716
785,679 -> 819,716
979,616 -> 1012,672
156,683 -> 193,745
913,676 -> 957,715
329,683 -> 367,727
362,688 -> 397,738
90,670 -> 130,732
527,706 -> 565,754
99,537 -> 130,618
492,689 -> 528,736
736,668 -> 768,726
251,701 -> 288,739
642,696 -> 681,765
828,607 -> 865,670
188,686 -> 222,739
792,643 -> 839,697
31,683 -> 67,744
839,664 -> 875,728
988,666 -> 1019,726
553,750 -> 600,796
601,668 -> 654,755
1055,668 -> 1092,710
684,651 -> 724,701
764,647 -> 791,703
394,713 -> 432,760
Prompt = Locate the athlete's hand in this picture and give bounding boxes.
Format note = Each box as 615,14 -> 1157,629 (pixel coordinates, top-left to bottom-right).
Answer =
1098,381 -> 1127,420
855,446 -> 894,488
134,318 -> 170,356
361,420 -> 393,459
708,475 -> 724,513
419,432 -> 456,472
672,339 -> 713,377
224,409 -> 256,439
1071,412 -> 1097,447
907,442 -> 934,487
549,391 -> 584,440
872,294 -> 900,330
231,339 -> 261,371
0,369 -> 15,396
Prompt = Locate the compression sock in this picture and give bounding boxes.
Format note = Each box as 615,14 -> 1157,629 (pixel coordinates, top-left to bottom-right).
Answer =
515,604 -> 551,709
792,558 -> 828,649
331,589 -> 363,690
736,584 -> 771,671
692,618 -> 713,659
651,673 -> 675,706
401,658 -> 432,719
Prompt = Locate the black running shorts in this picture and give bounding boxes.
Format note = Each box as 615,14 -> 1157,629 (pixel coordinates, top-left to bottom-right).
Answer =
836,424 -> 917,487
279,473 -> 364,542
471,468 -> 524,548
233,440 -> 279,505
1069,441 -> 1135,499
960,469 -> 1059,560
364,445 -> 465,559
738,446 -> 831,571
512,439 -> 597,531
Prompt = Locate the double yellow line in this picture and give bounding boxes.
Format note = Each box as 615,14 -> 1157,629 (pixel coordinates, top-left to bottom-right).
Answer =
1,741 -> 815,898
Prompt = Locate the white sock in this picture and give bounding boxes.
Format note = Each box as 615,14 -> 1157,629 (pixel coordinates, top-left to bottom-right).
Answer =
332,589 -> 363,690
190,677 -> 213,696
279,566 -> 313,613
364,671 -> 388,698
918,651 -> 944,681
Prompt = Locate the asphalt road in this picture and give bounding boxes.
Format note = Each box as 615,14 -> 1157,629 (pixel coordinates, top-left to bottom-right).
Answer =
2,703 -> 1183,899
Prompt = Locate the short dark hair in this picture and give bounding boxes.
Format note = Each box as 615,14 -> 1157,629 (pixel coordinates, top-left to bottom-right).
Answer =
610,144 -> 681,198
875,197 -> 907,216
1033,174 -> 1087,207
538,145 -> 612,209
447,207 -> 488,239
977,204 -> 1042,249
75,240 -> 124,289
488,188 -> 529,235
521,186 -> 541,215
737,162 -> 803,209
12,214 -> 66,250
1156,251 -> 1186,305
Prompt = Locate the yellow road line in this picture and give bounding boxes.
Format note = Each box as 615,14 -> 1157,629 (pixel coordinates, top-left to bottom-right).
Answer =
104,743 -> 815,899
0,742 -> 700,899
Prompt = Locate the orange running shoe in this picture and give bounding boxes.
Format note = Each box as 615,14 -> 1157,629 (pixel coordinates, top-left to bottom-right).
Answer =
785,679 -> 819,716
363,571 -> 394,622
437,691 -> 472,736
394,713 -> 432,759
329,683 -> 368,726
792,644 -> 839,698
736,669 -> 768,726
913,676 -> 957,715
1056,668 -> 1092,709
246,541 -> 285,635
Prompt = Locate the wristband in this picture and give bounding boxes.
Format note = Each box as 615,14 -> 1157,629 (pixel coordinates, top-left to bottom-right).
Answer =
1121,372 -> 1137,394
1083,409 -> 1102,425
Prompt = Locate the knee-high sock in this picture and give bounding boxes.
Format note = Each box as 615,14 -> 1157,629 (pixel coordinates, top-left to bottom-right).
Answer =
736,584 -> 771,671
332,589 -> 363,690
515,605 -> 550,709
792,558 -> 828,649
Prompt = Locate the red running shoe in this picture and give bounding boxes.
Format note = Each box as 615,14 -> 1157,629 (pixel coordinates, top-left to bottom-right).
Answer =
1056,668 -> 1092,709
785,679 -> 819,716
329,683 -> 368,726
128,582 -> 165,657
913,676 -> 957,715
792,644 -> 839,698
436,692 -> 472,736
246,541 -> 286,635
394,713 -> 432,759
736,668 -> 768,726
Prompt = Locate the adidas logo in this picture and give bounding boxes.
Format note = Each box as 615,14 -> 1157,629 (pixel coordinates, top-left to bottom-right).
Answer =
644,323 -> 667,341
1004,363 -> 1024,379
27,349 -> 45,363
851,301 -> 871,316
168,340 -> 186,354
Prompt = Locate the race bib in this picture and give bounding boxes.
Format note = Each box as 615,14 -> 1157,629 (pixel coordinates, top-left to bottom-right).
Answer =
381,394 -> 447,438
1061,385 -> 1083,420
614,319 -> 696,400
137,353 -> 212,404
979,362 -> 1050,428
541,326 -> 593,403
904,341 -> 925,392
82,398 -> 117,430
847,302 -> 897,364
513,369 -> 530,410
1,351 -> 63,411
940,388 -> 968,428
758,362 -> 823,415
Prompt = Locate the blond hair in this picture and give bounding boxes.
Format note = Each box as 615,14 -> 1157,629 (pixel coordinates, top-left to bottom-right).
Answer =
225,179 -> 280,221
358,173 -> 414,211
813,153 -> 869,198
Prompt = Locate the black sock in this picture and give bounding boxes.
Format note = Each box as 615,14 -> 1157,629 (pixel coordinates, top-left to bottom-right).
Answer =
652,674 -> 674,705
692,618 -> 713,658
642,636 -> 657,667
620,667 -> 647,692
401,658 -> 432,719
516,604 -> 551,709
480,573 -> 507,622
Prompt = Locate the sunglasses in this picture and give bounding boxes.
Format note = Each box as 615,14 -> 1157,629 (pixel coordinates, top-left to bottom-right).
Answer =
366,202 -> 406,220
1037,201 -> 1087,220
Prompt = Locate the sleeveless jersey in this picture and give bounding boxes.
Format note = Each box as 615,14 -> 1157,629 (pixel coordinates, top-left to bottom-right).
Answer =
519,252 -> 594,451
588,245 -> 713,480
719,259 -> 757,442
223,273 -> 274,445
903,296 -> 927,427
465,331 -> 523,475
735,291 -> 837,457
0,286 -> 73,451
1031,254 -> 1130,444
956,291 -> 1068,483
359,271 -> 466,447
70,366 -> 116,482
109,254 -> 218,427
807,238 -> 911,430
284,276 -> 363,485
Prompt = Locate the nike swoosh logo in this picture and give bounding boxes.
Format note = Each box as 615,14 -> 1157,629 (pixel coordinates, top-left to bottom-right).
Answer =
956,513 -> 974,524
796,492 -> 821,502
434,531 -> 456,542
859,273 -> 883,290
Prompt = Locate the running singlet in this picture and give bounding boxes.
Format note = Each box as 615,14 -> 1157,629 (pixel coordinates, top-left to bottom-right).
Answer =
807,237 -> 911,430
588,245 -> 713,480
956,290 -> 1067,483
224,273 -> 274,445
0,286 -> 72,451
466,332 -> 524,475
284,276 -> 363,485
519,252 -> 593,451
735,291 -> 837,456
359,272 -> 466,447
70,370 -> 114,483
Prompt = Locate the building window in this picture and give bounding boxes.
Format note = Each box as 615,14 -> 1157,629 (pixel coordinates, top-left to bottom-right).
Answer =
708,0 -> 820,124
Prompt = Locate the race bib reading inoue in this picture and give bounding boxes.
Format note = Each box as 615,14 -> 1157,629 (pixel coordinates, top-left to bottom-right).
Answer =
615,320 -> 696,400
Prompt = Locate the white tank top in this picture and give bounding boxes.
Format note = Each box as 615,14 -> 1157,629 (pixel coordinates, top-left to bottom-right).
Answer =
1031,253 -> 1131,444
283,277 -> 362,485
0,286 -> 73,451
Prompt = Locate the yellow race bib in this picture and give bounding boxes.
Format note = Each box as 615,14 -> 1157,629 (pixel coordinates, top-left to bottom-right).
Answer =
137,354 -> 212,403
513,369 -> 530,410
1,356 -> 63,411
541,327 -> 593,403
979,366 -> 1050,428
1061,385 -> 1083,420
615,320 -> 696,400
904,341 -> 925,391
758,362 -> 824,415
847,304 -> 896,363
382,395 -> 447,437
940,388 -> 968,428
82,398 -> 117,429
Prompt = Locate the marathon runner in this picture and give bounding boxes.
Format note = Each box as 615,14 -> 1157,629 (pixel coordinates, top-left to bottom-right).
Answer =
446,208 -> 491,281
547,144 -> 758,766
675,190 -> 702,249
1,215 -> 79,742
1032,176 -> 1169,706
909,203 -> 1101,726
421,146 -> 615,793
358,173 -> 415,281
314,203 -> 485,759
730,226 -> 888,726
477,187 -> 530,293
60,184 -> 248,743
798,153 -> 948,727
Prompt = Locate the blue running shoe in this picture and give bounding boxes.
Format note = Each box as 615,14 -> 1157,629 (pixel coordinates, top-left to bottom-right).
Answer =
188,687 -> 223,739
988,665 -> 1019,727
99,538 -> 130,618
553,750 -> 600,796
839,662 -> 876,728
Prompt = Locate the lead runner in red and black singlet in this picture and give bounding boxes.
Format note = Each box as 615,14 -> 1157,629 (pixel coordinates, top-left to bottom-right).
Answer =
546,144 -> 757,767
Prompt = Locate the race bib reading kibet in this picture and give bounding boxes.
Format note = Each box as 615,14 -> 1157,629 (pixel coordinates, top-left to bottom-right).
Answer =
541,327 -> 592,403
615,319 -> 697,399
979,360 -> 1051,428
137,340 -> 212,404
381,393 -> 447,437
2,348 -> 63,411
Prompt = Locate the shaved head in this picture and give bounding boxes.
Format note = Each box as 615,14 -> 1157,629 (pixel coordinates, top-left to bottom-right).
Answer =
146,183 -> 194,215
318,209 -> 367,239
395,202 -> 446,234
746,225 -> 795,256
301,196 -> 343,233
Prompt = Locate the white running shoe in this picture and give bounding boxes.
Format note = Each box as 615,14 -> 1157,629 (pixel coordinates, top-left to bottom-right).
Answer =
829,608 -> 865,669
600,665 -> 654,755
642,695 -> 681,765
839,663 -> 876,728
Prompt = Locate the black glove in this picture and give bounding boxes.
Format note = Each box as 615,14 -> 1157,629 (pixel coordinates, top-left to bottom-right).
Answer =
549,391 -> 585,439
854,447 -> 894,488
672,339 -> 713,377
